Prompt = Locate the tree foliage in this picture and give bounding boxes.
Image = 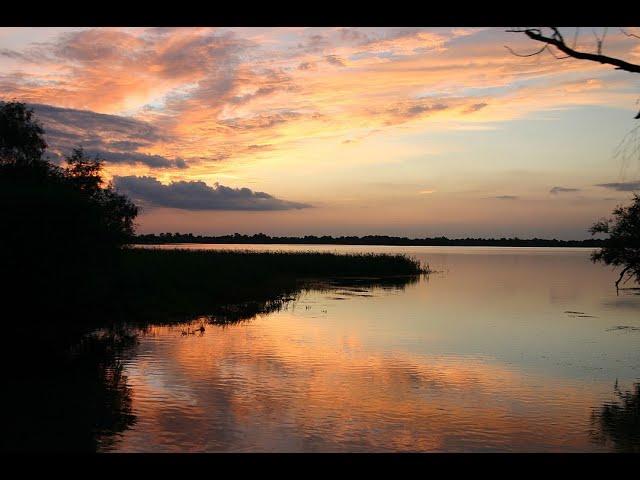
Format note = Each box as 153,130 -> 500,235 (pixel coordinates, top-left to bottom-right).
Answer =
0,101 -> 139,314
0,101 -> 138,253
590,194 -> 640,290
591,381 -> 640,452
0,100 -> 48,165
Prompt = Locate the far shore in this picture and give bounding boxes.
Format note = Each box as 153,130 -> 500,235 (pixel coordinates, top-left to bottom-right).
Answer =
135,233 -> 605,248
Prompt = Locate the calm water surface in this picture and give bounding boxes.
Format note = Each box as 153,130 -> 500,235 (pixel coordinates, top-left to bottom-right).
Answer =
104,245 -> 640,452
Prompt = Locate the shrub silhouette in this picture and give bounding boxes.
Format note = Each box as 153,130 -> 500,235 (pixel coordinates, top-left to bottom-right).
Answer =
590,194 -> 640,291
591,381 -> 640,452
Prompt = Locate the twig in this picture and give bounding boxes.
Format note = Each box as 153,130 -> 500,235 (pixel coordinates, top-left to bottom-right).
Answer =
620,28 -> 640,40
504,44 -> 547,57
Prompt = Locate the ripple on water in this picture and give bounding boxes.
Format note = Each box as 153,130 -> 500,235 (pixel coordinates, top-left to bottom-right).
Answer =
99,247 -> 640,452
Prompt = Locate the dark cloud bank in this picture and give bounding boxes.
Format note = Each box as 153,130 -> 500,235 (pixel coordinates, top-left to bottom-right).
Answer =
29,103 -> 186,169
113,176 -> 311,211
550,186 -> 581,194
595,181 -> 640,192
17,102 -> 308,211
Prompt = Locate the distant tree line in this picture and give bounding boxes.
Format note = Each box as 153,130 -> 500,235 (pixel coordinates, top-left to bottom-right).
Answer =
135,232 -> 606,248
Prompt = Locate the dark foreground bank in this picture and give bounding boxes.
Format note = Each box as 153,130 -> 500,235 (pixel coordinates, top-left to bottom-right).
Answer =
7,247 -> 426,344
4,249 -> 425,451
6,246 -> 426,380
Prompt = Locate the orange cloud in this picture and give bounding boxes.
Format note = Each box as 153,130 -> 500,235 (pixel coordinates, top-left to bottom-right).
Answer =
1,27 -> 638,236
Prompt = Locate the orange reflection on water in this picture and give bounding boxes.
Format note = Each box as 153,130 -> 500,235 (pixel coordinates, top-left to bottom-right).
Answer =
106,247 -> 640,452
115,309 -> 607,452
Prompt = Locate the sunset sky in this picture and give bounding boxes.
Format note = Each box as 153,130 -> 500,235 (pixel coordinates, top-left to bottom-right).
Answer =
1,26 -> 639,238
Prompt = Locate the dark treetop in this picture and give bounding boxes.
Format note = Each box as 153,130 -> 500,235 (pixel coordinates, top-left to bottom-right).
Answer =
590,193 -> 640,290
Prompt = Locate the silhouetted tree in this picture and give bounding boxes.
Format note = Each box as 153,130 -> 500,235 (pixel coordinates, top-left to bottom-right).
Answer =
61,147 -> 138,249
0,101 -> 138,318
590,194 -> 640,290
591,381 -> 640,452
0,102 -> 138,248
65,147 -> 103,194
0,100 -> 48,166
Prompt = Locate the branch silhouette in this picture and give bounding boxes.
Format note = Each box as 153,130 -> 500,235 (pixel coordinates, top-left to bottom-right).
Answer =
507,27 -> 640,118
507,28 -> 640,73
620,28 -> 640,40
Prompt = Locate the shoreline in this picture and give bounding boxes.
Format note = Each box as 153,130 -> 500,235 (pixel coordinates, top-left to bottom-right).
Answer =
134,234 -> 605,248
132,242 -> 601,249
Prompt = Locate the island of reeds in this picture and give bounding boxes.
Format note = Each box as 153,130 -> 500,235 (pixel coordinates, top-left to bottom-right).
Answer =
77,248 -> 427,324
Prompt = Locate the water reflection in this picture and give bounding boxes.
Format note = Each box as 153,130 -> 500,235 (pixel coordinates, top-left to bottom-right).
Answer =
591,381 -> 640,452
4,328 -> 137,451
105,246 -> 639,452
4,273 -> 418,452
7,247 -> 640,452
114,318 -> 610,452
202,276 -> 419,326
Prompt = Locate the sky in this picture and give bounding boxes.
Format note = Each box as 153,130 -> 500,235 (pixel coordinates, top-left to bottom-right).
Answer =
1,26 -> 639,239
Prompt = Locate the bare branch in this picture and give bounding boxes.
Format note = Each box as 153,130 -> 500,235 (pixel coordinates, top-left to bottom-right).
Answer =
544,46 -> 570,60
504,44 -> 547,57
620,28 -> 640,40
572,27 -> 580,49
550,27 -> 565,44
615,265 -> 631,291
591,27 -> 602,53
509,28 -> 640,73
507,27 -> 640,119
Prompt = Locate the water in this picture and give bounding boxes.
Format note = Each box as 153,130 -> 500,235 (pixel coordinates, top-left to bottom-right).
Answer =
102,245 -> 640,452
